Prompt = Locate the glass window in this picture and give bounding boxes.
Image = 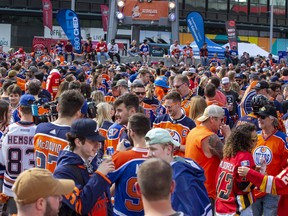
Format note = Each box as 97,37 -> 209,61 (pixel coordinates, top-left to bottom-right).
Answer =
185,0 -> 206,10
208,0 -> 227,11
274,0 -> 286,16
230,0 -> 248,14
250,0 -> 268,15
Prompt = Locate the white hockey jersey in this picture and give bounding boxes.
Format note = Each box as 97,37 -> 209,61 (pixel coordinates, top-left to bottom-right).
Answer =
0,122 -> 36,197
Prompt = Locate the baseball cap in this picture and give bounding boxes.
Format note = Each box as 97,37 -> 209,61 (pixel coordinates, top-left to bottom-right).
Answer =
19,94 -> 35,106
216,66 -> 222,71
145,128 -> 180,147
197,105 -> 225,122
154,77 -> 170,89
270,76 -> 280,82
13,168 -> 75,205
70,118 -> 105,141
28,66 -> 38,74
255,81 -> 269,90
96,64 -> 104,69
249,73 -> 259,80
81,62 -> 90,67
116,79 -> 128,87
255,105 -> 277,118
69,65 -> 76,71
221,77 -> 230,85
188,67 -> 196,73
235,73 -> 243,79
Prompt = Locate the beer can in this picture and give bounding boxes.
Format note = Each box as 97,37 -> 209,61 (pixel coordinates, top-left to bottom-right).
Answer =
124,140 -> 131,148
31,104 -> 38,116
106,146 -> 115,156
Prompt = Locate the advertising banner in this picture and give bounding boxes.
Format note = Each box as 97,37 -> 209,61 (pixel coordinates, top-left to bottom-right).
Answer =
225,20 -> 238,49
42,0 -> 53,31
0,24 -> 11,52
56,9 -> 82,54
186,12 -> 205,49
100,5 -> 109,32
122,0 -> 168,21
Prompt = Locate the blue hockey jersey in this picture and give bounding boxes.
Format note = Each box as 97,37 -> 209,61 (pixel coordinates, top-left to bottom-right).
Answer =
108,158 -> 146,216
171,156 -> 212,216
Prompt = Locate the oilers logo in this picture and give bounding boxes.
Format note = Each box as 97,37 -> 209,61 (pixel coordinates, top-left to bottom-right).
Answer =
168,129 -> 181,143
253,146 -> 273,165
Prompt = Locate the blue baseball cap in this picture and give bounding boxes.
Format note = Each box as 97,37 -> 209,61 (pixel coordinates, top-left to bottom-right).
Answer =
19,94 -> 35,106
81,62 -> 90,67
69,66 -> 76,71
154,77 -> 170,89
70,119 -> 105,141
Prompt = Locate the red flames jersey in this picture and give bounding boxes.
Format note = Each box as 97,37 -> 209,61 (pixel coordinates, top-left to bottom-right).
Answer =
215,151 -> 256,215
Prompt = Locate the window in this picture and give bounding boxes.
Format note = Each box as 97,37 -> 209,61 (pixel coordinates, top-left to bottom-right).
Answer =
230,0 -> 248,15
208,0 -> 228,11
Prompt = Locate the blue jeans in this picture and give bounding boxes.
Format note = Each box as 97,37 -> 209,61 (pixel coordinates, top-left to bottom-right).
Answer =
252,194 -> 280,216
97,52 -> 109,63
201,57 -> 209,67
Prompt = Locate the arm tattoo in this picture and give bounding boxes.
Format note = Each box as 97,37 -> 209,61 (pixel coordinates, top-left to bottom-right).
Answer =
208,134 -> 224,159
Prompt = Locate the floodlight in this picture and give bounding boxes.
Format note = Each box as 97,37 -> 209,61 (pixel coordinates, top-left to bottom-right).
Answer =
168,1 -> 176,10
116,12 -> 124,20
168,13 -> 176,22
117,0 -> 125,8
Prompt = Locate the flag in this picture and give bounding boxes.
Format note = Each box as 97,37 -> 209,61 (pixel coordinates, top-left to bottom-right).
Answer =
56,9 -> 82,54
42,0 -> 53,31
186,12 -> 205,49
225,20 -> 238,49
100,5 -> 109,32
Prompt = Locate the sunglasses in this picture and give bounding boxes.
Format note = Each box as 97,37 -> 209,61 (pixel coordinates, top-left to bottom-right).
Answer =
173,83 -> 185,89
134,92 -> 146,96
259,115 -> 268,120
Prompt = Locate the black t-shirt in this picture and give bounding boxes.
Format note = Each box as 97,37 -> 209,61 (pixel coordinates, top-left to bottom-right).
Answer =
222,89 -> 240,115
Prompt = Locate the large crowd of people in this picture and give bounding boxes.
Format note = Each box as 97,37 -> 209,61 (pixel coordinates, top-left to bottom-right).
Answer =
0,38 -> 288,216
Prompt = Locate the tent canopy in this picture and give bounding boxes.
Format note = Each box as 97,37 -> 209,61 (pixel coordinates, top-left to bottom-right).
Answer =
190,37 -> 226,59
222,42 -> 278,59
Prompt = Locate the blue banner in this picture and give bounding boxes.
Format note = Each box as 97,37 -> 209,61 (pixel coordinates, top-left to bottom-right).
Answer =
186,12 -> 205,49
56,9 -> 82,54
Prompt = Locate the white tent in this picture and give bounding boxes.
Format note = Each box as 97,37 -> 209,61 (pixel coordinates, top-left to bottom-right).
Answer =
222,42 -> 278,59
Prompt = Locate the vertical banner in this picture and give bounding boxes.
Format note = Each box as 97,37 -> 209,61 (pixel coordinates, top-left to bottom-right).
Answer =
42,0 -> 53,31
225,20 -> 238,49
100,5 -> 109,32
186,12 -> 205,49
56,9 -> 82,54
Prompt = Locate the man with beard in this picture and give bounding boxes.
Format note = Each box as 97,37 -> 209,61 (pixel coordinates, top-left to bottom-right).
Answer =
107,93 -> 140,150
12,168 -> 74,216
153,91 -> 195,157
108,113 -> 150,215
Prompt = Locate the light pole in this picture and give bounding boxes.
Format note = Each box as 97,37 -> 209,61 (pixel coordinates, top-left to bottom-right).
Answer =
71,0 -> 75,11
269,0 -> 274,53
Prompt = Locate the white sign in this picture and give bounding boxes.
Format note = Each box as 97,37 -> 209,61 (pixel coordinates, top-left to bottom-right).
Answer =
44,26 -> 87,40
0,24 -> 11,52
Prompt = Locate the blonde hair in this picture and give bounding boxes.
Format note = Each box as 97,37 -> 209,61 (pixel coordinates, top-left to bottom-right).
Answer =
199,76 -> 208,88
231,82 -> 241,95
96,102 -> 113,127
189,96 -> 207,121
91,91 -> 105,105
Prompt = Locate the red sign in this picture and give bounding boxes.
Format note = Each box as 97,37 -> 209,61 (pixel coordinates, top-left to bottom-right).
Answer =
122,0 -> 168,21
100,5 -> 109,32
42,0 -> 53,31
